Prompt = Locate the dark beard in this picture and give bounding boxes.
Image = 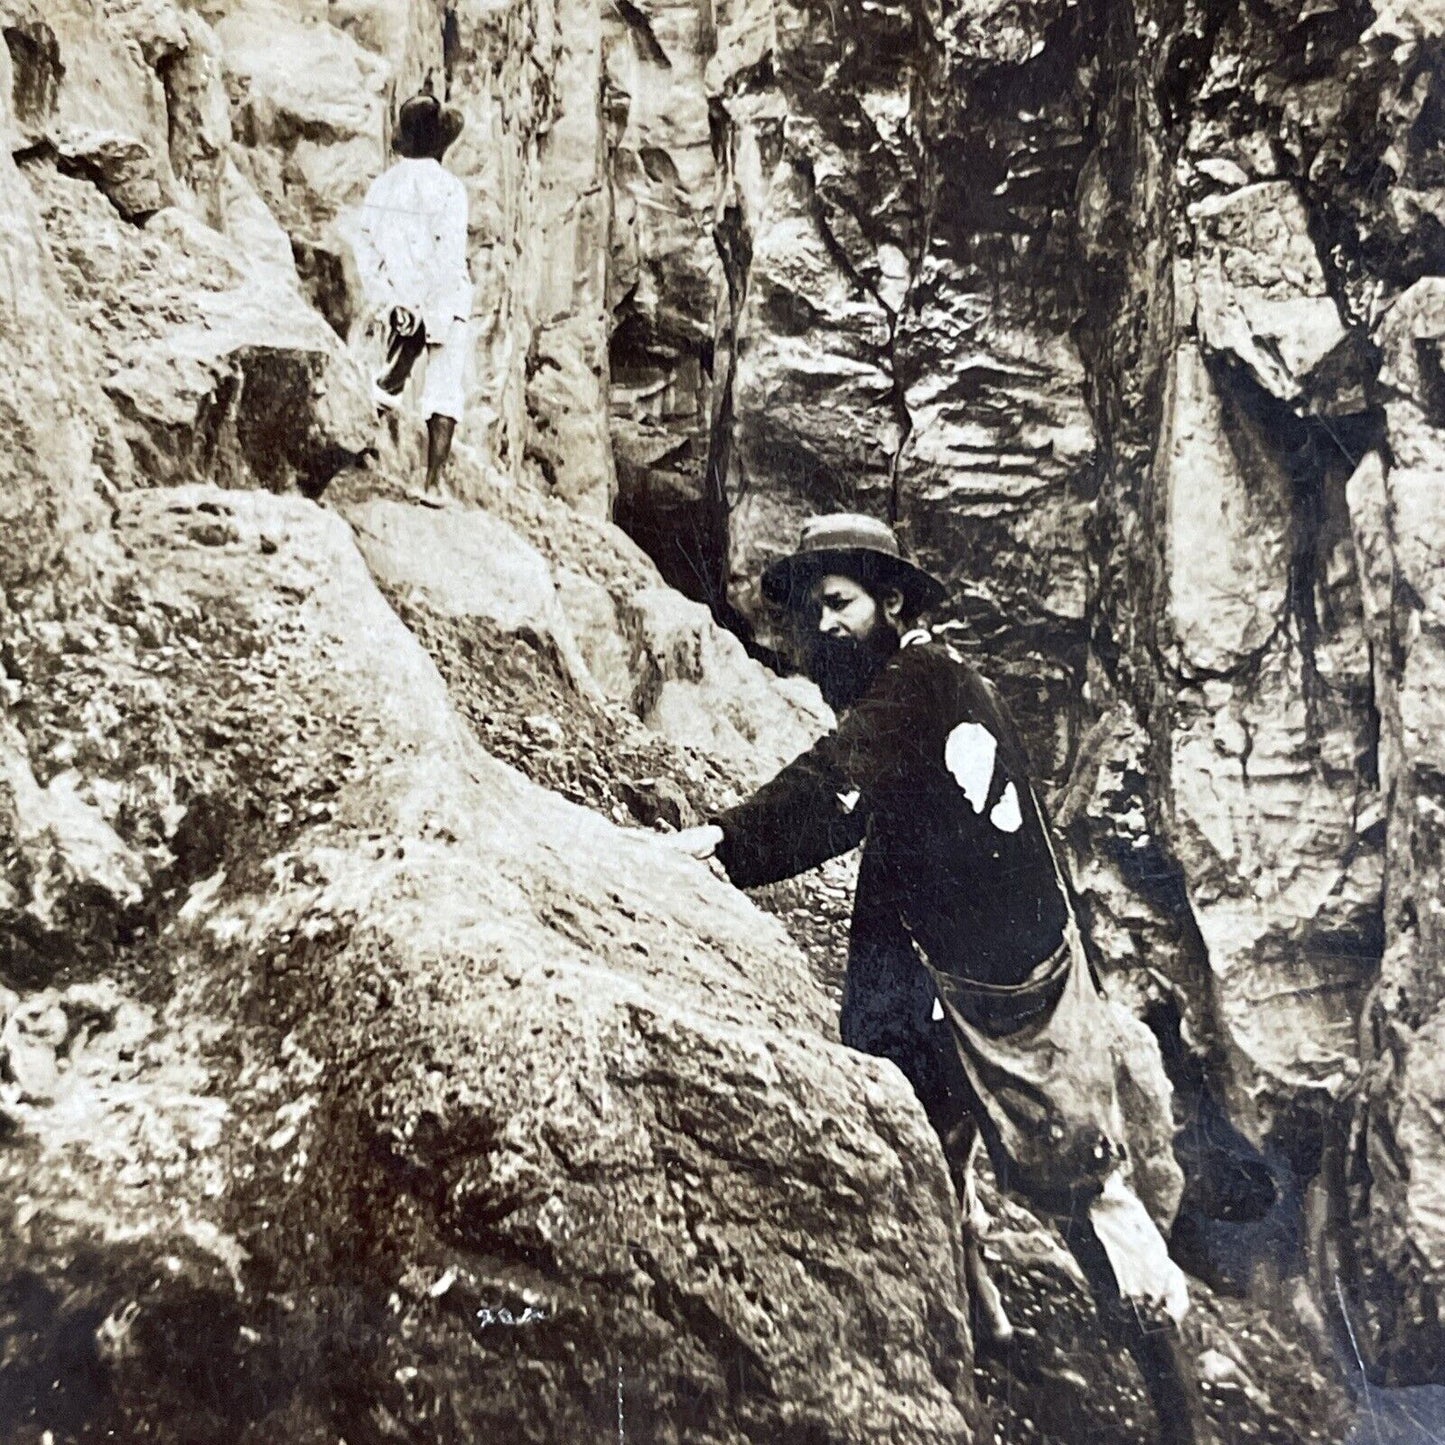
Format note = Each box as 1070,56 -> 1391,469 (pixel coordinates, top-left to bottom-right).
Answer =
806,624 -> 900,712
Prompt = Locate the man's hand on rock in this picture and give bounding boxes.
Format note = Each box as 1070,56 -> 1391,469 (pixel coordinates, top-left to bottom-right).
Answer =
661,824 -> 724,861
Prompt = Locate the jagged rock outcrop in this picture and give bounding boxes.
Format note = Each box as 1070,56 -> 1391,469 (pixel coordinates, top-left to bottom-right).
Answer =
711,0 -> 1098,756
1,477 -> 977,1441
1343,276 -> 1445,1383
339,472 -> 831,785
4,0 -> 375,496
1069,0 -> 1443,1385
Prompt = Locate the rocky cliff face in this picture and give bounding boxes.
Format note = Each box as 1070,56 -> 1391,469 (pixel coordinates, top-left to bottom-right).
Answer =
699,0 -> 1445,1396
0,0 -> 1437,1439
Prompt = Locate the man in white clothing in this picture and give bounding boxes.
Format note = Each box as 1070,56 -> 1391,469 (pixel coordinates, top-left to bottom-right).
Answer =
352,91 -> 472,499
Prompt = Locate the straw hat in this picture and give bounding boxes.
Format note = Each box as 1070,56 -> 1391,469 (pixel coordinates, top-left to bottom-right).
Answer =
761,513 -> 946,616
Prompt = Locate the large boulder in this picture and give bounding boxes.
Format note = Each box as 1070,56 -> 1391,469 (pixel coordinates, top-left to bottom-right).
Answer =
0,484 -> 979,1441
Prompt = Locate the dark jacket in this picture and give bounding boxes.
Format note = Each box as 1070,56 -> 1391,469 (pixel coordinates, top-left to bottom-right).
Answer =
715,635 -> 1069,990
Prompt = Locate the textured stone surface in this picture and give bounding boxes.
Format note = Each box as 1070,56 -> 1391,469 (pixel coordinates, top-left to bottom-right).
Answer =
0,37 -> 120,608
1153,344 -> 1381,1141
1343,279 -> 1445,1384
25,159 -> 374,492
1190,182 -> 1360,413
603,0 -> 729,600
0,485 -> 977,1441
344,496 -> 601,696
338,463 -> 831,786
4,0 -> 1444,1427
1071,0 -> 1442,1384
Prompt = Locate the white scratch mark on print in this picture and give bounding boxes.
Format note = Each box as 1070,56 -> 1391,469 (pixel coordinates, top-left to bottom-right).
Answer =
932,997 -> 944,1021
944,722 -> 997,813
1335,1274 -> 1384,1445
990,781 -> 1023,834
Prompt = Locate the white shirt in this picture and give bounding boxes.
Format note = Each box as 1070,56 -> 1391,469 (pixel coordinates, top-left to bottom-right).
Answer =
352,158 -> 472,340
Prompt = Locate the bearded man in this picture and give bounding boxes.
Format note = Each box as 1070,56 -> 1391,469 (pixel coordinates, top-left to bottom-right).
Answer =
666,514 -> 1209,1445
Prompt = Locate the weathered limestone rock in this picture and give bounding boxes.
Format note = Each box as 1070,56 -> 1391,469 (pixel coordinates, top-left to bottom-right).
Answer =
0,29 -> 122,609
1154,344 -> 1381,1142
0,484 -> 977,1440
519,0 -> 614,514
24,159 -> 374,492
1056,702 -> 1208,1026
343,496 -> 600,697
7,0 -> 182,215
339,461 -> 831,788
0,722 -> 148,987
0,3 -> 378,504
1074,0 -> 1443,1387
604,0 -> 728,595
1161,346 -> 1289,677
1344,278 -> 1445,1382
1189,182 -> 1363,414
627,585 -> 831,783
212,0 -> 394,230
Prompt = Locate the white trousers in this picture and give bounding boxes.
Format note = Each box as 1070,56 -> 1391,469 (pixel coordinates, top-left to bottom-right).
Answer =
371,313 -> 470,423
418,317 -> 469,422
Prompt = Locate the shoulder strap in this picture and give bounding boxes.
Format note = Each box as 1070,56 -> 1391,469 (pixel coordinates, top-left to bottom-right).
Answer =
1025,779 -> 1106,990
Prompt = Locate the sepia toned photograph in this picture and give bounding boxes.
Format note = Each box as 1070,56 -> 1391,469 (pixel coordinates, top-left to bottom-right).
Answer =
0,0 -> 1441,1440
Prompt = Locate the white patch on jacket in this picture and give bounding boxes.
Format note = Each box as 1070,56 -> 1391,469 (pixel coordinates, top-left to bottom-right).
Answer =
944,722 -> 1023,833
990,781 -> 1023,833
944,722 -> 996,813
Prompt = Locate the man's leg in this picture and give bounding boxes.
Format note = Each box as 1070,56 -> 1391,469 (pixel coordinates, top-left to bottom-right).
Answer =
1059,1212 -> 1210,1445
425,414 -> 456,492
941,1116 -> 1014,1347
419,319 -> 468,494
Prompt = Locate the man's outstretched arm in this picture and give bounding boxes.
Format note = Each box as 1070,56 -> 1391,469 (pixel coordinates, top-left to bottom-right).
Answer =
708,738 -> 869,887
663,647 -> 935,884
663,750 -> 864,886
